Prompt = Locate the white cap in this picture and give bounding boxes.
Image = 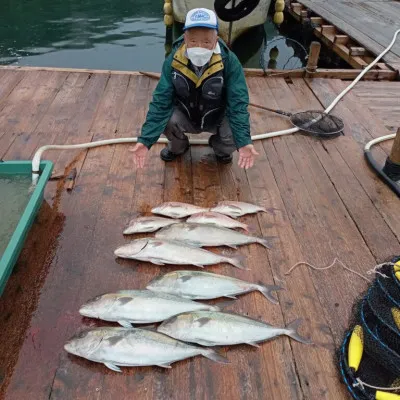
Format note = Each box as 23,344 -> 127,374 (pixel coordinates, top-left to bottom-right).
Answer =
183,8 -> 218,31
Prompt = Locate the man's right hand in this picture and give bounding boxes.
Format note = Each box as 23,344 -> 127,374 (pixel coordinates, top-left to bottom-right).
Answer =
129,142 -> 149,169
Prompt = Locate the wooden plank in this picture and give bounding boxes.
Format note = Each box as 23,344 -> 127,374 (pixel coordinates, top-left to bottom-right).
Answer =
238,78 -> 351,399
301,78 -> 400,245
334,35 -> 349,45
3,73 -> 90,161
190,143 -> 303,400
0,71 -> 68,159
42,73 -> 109,178
261,77 -> 373,324
298,0 -> 400,66
349,46 -> 366,56
0,70 -> 25,112
310,16 -> 324,25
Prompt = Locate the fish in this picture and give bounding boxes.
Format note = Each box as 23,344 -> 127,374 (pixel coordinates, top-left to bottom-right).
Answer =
151,202 -> 209,219
114,238 -> 246,269
186,212 -> 250,232
210,201 -> 267,218
79,290 -> 221,327
155,223 -> 274,249
64,327 -> 229,371
147,270 -> 283,304
158,311 -> 312,347
123,216 -> 181,234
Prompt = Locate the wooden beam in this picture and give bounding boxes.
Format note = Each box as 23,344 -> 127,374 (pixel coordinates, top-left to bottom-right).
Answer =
334,35 -> 349,45
306,41 -> 322,76
291,2 -> 303,15
321,25 -> 336,36
310,16 -> 323,26
349,47 -> 366,56
389,128 -> 400,164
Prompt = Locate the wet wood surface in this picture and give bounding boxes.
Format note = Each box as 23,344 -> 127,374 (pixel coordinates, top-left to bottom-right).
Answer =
297,0 -> 400,72
0,68 -> 399,400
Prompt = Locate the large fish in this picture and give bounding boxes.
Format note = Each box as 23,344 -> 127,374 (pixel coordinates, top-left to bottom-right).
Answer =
155,223 -> 274,249
151,202 -> 209,219
79,290 -> 221,327
158,311 -> 312,347
114,238 -> 246,269
64,327 -> 229,371
186,212 -> 250,232
210,201 -> 266,218
147,270 -> 282,304
123,216 -> 181,234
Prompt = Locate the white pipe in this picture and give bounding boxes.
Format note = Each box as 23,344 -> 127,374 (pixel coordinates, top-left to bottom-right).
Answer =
364,133 -> 397,151
31,29 -> 400,185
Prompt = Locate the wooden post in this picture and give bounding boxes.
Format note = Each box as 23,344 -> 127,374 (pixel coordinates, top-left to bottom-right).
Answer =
305,41 -> 321,77
390,127 -> 400,164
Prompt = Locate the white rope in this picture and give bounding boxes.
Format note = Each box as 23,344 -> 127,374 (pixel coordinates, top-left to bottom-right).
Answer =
353,377 -> 400,392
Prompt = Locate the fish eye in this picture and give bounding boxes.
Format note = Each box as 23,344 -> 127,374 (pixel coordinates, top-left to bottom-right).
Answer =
76,331 -> 88,339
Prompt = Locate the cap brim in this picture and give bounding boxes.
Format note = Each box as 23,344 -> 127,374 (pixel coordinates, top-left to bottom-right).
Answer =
183,23 -> 218,31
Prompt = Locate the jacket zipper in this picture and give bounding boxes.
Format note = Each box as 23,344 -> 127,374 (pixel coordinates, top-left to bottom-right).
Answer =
201,108 -> 219,130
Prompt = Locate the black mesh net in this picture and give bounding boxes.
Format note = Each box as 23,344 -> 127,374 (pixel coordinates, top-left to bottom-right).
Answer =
290,110 -> 344,137
336,256 -> 400,399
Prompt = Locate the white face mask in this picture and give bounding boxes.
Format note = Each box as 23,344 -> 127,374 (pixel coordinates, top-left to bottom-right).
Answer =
187,47 -> 214,67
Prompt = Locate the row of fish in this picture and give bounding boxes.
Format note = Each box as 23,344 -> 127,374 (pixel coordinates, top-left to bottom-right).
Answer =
116,202 -> 274,269
65,271 -> 311,371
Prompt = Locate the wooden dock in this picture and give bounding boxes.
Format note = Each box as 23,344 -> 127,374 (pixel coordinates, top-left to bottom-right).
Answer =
289,0 -> 400,73
0,67 -> 399,400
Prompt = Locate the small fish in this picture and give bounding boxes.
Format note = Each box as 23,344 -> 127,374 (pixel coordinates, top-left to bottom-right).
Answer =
64,327 -> 229,372
210,201 -> 267,218
155,223 -> 274,249
147,270 -> 282,304
123,216 -> 181,234
151,202 -> 209,219
187,212 -> 250,232
114,238 -> 246,269
158,311 -> 312,347
79,290 -> 221,327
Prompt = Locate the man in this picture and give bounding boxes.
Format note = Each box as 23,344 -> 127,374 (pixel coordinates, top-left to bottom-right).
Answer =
130,7 -> 258,169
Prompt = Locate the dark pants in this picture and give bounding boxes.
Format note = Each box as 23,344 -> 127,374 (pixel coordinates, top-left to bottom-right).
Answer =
164,108 -> 236,157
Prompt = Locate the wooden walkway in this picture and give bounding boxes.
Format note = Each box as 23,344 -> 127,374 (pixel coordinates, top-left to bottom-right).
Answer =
0,67 -> 399,400
294,0 -> 400,72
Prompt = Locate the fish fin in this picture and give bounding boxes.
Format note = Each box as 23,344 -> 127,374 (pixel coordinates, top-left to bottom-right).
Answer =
194,264 -> 205,268
286,319 -> 313,345
104,362 -> 122,372
118,320 -> 133,328
257,284 -> 284,304
224,295 -> 238,300
156,363 -> 172,369
149,259 -> 165,266
258,236 -> 277,249
202,348 -> 230,364
227,253 -> 247,270
168,212 -> 181,218
213,300 -> 236,310
226,244 -> 238,249
245,342 -> 260,348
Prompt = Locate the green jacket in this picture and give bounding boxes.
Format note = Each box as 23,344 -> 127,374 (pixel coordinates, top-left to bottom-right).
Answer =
137,36 -> 252,150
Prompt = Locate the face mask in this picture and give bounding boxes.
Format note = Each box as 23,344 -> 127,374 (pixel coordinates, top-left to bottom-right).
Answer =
187,47 -> 214,67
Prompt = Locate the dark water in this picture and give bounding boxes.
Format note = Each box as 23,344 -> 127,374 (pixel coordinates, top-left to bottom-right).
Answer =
0,0 -> 341,72
0,175 -> 32,257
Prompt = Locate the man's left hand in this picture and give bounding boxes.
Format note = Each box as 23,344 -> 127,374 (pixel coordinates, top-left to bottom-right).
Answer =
238,144 -> 259,169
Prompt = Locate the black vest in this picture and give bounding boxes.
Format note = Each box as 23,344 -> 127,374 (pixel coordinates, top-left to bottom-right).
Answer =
171,43 -> 226,130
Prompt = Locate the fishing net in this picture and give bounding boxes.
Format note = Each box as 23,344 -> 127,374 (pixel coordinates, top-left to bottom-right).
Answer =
336,255 -> 400,399
290,110 -> 344,137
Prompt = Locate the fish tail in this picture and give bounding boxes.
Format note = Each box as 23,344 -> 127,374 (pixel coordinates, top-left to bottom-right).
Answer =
257,236 -> 276,249
286,319 -> 313,344
257,284 -> 283,304
228,254 -> 248,270
202,348 -> 230,364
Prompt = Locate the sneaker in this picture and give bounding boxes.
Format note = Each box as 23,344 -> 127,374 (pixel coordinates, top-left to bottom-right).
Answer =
160,145 -> 189,162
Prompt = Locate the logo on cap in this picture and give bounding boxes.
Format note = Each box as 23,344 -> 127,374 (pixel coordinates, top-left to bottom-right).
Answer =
190,10 -> 210,21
